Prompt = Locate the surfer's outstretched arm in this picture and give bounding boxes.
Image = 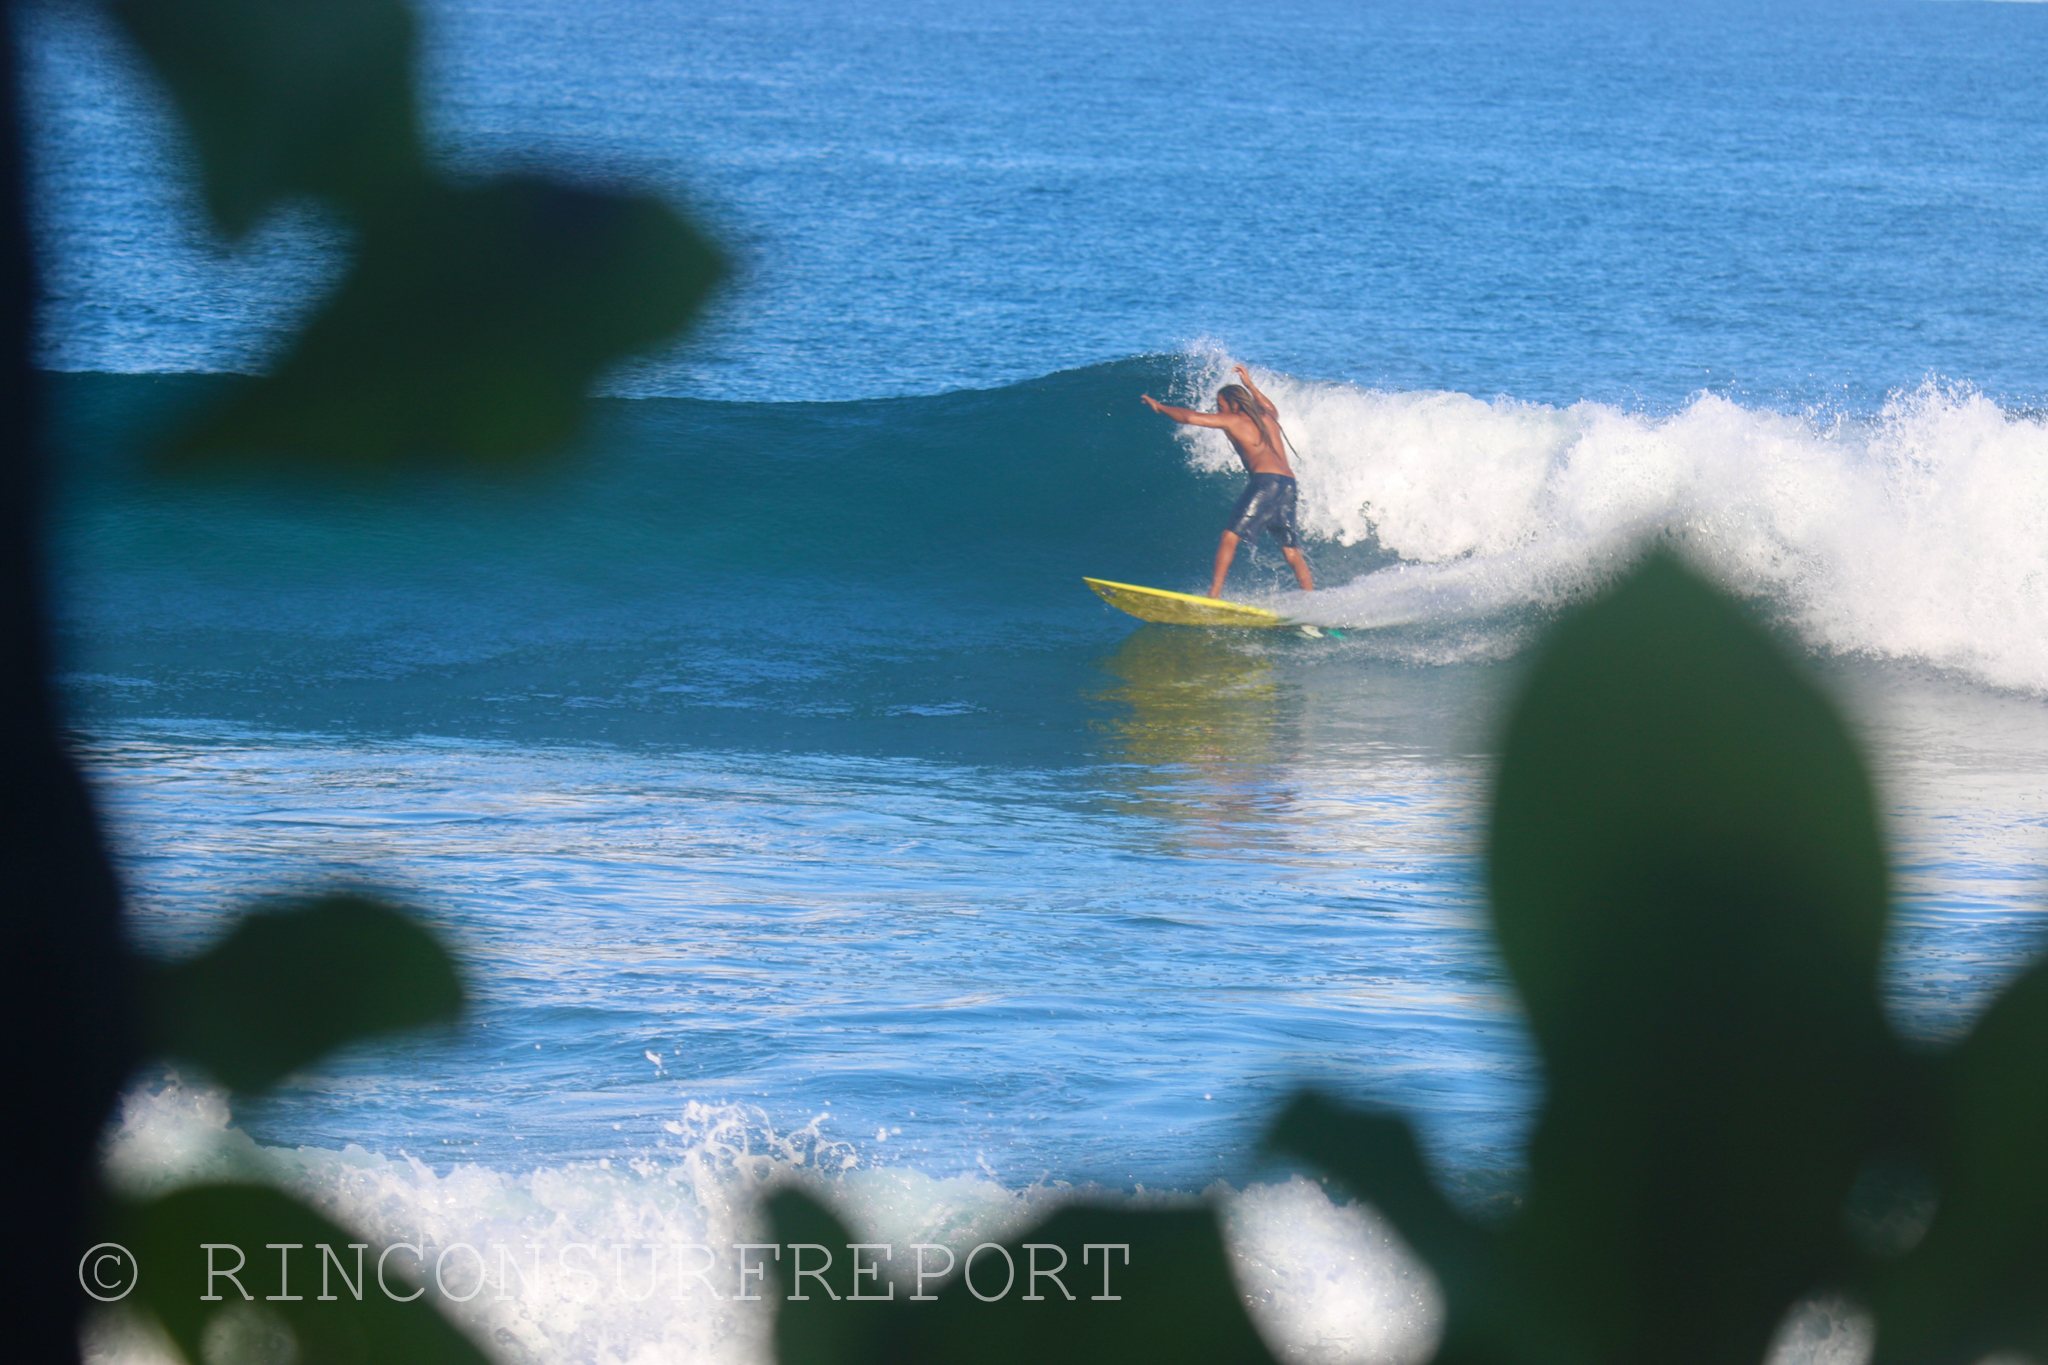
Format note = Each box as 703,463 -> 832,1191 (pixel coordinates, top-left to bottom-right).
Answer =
1232,364 -> 1278,416
1141,394 -> 1233,428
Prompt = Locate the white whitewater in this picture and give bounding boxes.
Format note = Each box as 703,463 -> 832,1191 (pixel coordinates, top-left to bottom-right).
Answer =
1177,353 -> 2048,692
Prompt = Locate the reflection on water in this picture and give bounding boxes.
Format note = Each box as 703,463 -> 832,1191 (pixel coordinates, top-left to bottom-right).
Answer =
1091,627 -> 1293,768
1086,627 -> 1312,853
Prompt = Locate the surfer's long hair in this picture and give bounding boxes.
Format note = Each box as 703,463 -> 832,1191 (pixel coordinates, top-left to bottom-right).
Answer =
1216,383 -> 1279,454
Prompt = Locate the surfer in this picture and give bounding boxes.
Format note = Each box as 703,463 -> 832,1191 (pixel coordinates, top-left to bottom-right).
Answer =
1141,365 -> 1313,597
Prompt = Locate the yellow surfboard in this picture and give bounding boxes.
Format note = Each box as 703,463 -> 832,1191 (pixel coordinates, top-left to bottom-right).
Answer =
1083,578 -> 1292,629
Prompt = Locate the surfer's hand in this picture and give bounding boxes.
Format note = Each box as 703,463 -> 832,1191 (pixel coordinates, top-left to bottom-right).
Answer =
1141,394 -> 1162,412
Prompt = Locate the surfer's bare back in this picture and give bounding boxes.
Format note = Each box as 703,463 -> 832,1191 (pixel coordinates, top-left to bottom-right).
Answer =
1141,364 -> 1314,597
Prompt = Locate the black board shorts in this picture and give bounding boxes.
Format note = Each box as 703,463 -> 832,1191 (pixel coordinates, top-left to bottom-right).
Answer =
1224,473 -> 1301,549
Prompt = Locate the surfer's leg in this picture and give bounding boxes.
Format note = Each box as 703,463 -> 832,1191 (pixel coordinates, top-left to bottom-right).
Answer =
1269,481 -> 1311,590
1216,476 -> 1276,598
1282,545 -> 1314,591
1210,531 -> 1241,598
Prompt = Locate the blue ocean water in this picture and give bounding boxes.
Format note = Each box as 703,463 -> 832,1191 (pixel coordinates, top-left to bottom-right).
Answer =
26,2 -> 2048,1362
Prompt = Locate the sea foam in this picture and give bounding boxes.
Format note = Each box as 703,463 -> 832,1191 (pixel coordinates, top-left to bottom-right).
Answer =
86,1079 -> 1442,1365
88,1079 -> 1890,1365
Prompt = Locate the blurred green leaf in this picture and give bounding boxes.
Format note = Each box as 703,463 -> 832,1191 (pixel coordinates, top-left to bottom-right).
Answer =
144,893 -> 462,1092
766,1188 -> 882,1365
766,1186 -> 1281,1365
106,0 -> 425,235
1870,954 -> 2048,1365
117,1182 -> 489,1365
163,175 -> 724,469
1486,552 -> 1899,1365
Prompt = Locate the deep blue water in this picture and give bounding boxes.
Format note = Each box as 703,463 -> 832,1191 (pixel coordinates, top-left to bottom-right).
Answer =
28,0 -> 2048,408
29,3 -> 2048,1363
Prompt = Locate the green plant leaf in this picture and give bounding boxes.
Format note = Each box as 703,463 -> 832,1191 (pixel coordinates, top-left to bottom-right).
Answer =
1870,954 -> 2048,1365
106,0 -> 426,235
144,893 -> 462,1093
1486,552 -> 1899,1365
765,1186 -> 1282,1365
163,175 -> 724,469
764,1188 -> 886,1365
115,1182 -> 490,1364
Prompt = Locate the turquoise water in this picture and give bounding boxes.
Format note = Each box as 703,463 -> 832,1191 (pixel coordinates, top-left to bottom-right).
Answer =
30,2 -> 2048,1362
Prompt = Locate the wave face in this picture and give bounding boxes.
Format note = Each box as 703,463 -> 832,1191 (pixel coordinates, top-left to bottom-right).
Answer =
50,359 -> 2048,757
49,361 -> 1250,755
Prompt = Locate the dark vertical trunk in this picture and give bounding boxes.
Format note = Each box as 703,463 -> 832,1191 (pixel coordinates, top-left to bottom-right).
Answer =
0,2 -> 136,1359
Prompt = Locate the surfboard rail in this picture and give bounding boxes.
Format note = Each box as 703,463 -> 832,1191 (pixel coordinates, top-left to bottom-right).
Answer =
1083,577 -> 1292,628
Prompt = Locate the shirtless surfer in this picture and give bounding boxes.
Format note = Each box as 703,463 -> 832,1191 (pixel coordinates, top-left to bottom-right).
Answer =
1142,365 -> 1313,598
